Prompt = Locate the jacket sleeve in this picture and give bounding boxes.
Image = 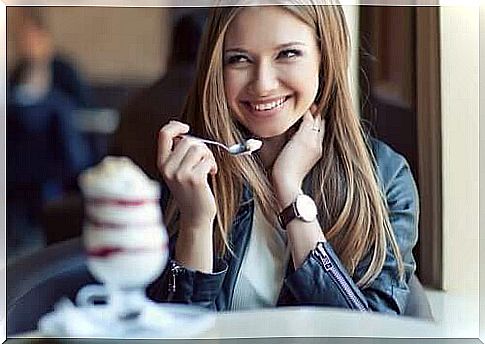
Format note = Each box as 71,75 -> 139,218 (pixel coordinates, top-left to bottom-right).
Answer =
147,185 -> 228,310
283,143 -> 418,314
147,254 -> 228,310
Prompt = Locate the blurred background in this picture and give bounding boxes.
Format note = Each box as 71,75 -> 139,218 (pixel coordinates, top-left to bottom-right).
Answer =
6,6 -> 207,260
5,5 -> 479,305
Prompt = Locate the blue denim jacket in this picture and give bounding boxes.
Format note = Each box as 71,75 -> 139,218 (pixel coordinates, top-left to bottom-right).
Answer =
148,138 -> 419,314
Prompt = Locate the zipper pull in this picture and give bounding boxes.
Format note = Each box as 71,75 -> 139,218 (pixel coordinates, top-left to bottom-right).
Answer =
316,242 -> 333,271
168,261 -> 183,294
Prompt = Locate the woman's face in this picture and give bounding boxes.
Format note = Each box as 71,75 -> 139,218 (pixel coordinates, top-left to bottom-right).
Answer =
223,6 -> 321,138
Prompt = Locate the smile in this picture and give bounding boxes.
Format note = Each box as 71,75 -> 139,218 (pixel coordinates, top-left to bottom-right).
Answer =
243,96 -> 290,112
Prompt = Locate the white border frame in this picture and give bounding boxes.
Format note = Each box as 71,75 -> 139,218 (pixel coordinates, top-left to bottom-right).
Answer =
1,1 -> 482,343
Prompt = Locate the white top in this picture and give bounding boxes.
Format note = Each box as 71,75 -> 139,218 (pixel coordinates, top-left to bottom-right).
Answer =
230,203 -> 290,310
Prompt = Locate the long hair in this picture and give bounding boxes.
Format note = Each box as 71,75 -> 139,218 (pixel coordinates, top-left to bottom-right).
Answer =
164,2 -> 404,287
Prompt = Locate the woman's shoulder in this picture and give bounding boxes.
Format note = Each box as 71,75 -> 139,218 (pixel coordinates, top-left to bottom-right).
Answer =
367,137 -> 414,193
368,137 -> 406,163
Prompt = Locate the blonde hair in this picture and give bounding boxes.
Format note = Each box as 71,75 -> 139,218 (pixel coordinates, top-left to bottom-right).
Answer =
165,2 -> 404,288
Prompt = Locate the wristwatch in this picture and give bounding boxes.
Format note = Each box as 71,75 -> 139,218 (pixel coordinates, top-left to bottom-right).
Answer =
278,192 -> 318,229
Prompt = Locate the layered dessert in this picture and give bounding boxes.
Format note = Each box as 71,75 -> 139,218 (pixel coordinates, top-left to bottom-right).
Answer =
78,156 -> 168,289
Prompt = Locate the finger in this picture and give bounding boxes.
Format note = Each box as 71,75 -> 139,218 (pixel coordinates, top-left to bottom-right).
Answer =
299,108 -> 325,140
313,109 -> 322,129
177,155 -> 217,187
176,144 -> 212,180
310,103 -> 319,117
194,151 -> 218,176
208,156 -> 218,176
157,121 -> 190,169
299,109 -> 315,132
193,155 -> 218,179
288,107 -> 320,141
313,114 -> 325,141
318,117 -> 326,141
163,137 -> 203,179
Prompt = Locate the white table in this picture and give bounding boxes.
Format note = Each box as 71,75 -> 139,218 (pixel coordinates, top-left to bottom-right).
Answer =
15,306 -> 447,339
202,307 -> 441,338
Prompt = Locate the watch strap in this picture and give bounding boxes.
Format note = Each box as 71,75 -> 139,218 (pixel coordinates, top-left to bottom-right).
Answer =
278,202 -> 297,229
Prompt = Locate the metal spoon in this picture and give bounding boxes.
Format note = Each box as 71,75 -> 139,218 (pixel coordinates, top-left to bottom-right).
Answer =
181,136 -> 263,156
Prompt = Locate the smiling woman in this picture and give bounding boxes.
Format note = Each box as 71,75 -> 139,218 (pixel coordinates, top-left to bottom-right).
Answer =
148,1 -> 419,315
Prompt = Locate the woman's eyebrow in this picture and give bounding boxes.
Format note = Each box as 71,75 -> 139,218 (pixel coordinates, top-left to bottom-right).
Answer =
275,42 -> 307,49
224,47 -> 248,54
224,42 -> 306,54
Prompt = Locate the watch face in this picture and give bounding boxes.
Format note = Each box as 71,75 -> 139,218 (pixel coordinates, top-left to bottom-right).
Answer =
295,194 -> 317,222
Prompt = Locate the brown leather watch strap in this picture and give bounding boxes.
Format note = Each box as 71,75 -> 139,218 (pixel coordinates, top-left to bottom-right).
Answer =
278,202 -> 297,229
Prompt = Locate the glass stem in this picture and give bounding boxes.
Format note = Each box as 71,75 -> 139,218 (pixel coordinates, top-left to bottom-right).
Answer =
107,286 -> 146,317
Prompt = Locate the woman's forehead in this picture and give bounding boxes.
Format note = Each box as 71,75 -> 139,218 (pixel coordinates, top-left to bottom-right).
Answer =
224,6 -> 316,49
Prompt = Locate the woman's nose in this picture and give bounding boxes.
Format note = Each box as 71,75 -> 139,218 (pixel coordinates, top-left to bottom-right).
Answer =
248,61 -> 279,96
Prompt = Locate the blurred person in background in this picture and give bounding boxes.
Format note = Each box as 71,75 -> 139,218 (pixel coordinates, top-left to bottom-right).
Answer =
112,10 -> 207,179
7,8 -> 93,258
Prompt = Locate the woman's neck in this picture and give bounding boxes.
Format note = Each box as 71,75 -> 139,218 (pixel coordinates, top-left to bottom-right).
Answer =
259,133 -> 288,170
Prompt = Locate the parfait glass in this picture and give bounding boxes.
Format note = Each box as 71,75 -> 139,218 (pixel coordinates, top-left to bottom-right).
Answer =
77,157 -> 169,326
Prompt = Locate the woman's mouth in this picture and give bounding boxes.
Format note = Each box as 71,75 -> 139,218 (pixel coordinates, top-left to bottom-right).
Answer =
242,96 -> 290,114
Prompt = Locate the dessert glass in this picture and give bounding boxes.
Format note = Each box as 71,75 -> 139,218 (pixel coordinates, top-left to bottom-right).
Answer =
77,156 -> 168,319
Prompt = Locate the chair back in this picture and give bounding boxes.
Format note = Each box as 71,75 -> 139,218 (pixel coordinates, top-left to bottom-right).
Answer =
403,274 -> 434,320
7,237 -> 98,335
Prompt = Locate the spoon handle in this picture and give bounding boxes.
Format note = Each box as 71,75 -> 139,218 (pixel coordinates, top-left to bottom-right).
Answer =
176,135 -> 233,151
177,135 -> 260,156
189,137 -> 230,151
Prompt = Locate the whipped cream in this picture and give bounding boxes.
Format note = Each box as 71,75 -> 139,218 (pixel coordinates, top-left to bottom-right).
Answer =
79,156 -> 160,200
245,139 -> 263,153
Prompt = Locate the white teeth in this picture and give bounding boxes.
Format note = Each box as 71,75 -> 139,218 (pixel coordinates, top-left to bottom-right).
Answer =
252,97 -> 286,111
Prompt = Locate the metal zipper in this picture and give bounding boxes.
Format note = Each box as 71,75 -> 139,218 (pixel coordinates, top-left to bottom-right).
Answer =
314,242 -> 368,311
167,260 -> 184,300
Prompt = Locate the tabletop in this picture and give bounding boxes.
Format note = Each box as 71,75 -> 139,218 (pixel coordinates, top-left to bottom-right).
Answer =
13,306 -> 446,340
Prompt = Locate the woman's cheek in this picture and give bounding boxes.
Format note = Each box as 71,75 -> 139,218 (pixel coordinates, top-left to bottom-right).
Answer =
224,71 -> 242,111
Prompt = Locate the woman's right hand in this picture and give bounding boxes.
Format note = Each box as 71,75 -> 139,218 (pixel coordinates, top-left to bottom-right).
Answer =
157,121 -> 218,229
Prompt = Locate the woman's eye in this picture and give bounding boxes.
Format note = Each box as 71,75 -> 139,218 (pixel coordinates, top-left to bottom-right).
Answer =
225,55 -> 250,65
278,49 -> 302,59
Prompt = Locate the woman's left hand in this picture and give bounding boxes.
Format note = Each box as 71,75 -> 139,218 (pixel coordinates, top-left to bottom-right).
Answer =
272,105 -> 325,209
